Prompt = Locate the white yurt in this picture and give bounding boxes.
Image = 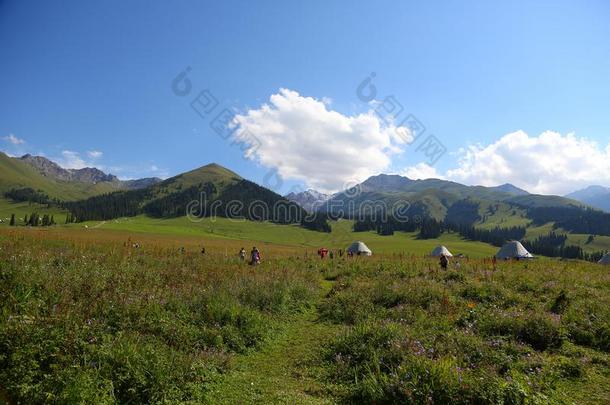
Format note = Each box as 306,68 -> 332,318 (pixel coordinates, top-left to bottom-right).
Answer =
431,245 -> 453,257
347,241 -> 372,256
495,240 -> 534,259
598,253 -> 610,265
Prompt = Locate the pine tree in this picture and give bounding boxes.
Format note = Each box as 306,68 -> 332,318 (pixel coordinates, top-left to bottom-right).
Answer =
9,214 -> 15,226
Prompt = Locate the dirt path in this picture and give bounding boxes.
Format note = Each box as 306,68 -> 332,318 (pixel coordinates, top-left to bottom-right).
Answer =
204,280 -> 341,404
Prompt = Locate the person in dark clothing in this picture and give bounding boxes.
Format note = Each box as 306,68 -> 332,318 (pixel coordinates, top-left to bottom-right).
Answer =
440,254 -> 449,270
250,247 -> 261,266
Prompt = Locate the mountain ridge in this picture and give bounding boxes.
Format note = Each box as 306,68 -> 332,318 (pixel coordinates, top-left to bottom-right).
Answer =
18,154 -> 162,189
566,185 -> 610,212
285,189 -> 331,213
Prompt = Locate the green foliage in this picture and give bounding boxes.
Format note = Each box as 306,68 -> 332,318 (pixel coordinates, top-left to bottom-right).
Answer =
0,237 -> 318,403
1,231 -> 609,403
321,256 -> 610,403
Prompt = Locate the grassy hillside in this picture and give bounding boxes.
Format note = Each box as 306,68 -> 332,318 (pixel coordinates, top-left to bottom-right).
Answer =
506,193 -> 583,208
143,163 -> 243,201
0,197 -> 66,225
526,222 -> 610,254
161,163 -> 241,189
475,200 -> 531,229
0,152 -> 120,200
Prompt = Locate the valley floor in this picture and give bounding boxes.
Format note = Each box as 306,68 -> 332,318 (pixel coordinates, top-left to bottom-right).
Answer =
1,230 -> 609,403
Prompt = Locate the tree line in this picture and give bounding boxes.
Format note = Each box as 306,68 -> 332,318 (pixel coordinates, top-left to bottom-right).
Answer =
61,180 -> 332,232
4,188 -> 56,206
352,206 -> 606,261
527,206 -> 610,236
7,213 -> 56,227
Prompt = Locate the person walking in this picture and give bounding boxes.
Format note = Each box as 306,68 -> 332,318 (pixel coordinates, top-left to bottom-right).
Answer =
239,247 -> 246,261
250,246 -> 261,266
439,254 -> 448,271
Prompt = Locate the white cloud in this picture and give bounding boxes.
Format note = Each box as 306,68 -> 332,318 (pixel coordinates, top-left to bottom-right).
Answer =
443,130 -> 610,195
57,150 -> 88,169
87,150 -> 103,159
113,164 -> 169,180
401,163 -> 444,180
3,134 -> 25,145
231,88 -> 413,192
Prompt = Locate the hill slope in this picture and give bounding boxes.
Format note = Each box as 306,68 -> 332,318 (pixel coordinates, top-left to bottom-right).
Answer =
0,152 -> 119,200
322,174 -> 582,220
0,152 -> 162,201
63,163 -> 308,225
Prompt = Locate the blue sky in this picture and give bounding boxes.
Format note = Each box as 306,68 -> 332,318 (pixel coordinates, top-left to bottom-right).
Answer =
1,0 -> 609,195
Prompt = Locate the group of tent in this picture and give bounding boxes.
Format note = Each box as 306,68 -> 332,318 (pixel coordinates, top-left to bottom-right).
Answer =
431,241 -> 534,260
345,240 -> 610,264
346,240 -> 536,259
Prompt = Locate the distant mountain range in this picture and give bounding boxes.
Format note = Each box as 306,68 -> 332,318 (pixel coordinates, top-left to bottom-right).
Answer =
2,150 -> 609,238
284,177 -> 530,215
0,152 -> 161,200
285,189 -> 331,212
19,154 -> 118,183
566,185 -> 610,212
19,154 -> 161,190
303,174 -> 580,220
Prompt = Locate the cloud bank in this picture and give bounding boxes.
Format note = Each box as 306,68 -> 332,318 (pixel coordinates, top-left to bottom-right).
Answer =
232,90 -> 609,195
232,88 -> 412,193
403,131 -> 610,195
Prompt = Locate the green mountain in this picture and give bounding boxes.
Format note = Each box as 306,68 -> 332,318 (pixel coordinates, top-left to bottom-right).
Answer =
322,174 -> 583,220
320,174 -> 610,249
0,152 -> 119,200
0,152 -> 161,201
63,163 -> 309,226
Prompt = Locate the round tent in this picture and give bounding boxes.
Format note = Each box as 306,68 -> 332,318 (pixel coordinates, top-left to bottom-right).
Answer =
431,245 -> 453,257
347,241 -> 372,256
495,241 -> 533,260
598,253 -> 610,265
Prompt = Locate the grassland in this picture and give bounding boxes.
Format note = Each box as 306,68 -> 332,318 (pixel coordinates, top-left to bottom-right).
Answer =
0,232 -> 609,403
2,214 -> 499,257
0,197 -> 66,224
2,196 -> 607,257
526,223 -> 610,254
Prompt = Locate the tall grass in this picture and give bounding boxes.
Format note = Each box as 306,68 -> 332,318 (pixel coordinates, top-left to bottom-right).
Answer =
320,258 -> 610,403
0,236 -> 319,403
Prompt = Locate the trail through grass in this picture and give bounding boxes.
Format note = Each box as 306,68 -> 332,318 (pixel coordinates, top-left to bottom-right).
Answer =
204,280 -> 342,404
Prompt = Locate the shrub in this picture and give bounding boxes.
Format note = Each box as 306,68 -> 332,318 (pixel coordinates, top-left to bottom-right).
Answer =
550,290 -> 570,314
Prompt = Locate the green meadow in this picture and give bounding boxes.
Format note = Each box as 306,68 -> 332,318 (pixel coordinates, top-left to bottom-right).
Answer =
0,232 -> 608,404
76,215 -> 499,257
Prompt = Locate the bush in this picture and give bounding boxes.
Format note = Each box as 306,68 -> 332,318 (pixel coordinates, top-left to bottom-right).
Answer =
518,316 -> 563,351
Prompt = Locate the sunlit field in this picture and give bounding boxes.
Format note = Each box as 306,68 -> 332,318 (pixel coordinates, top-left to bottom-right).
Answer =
1,231 -> 608,403
1,215 -> 499,257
